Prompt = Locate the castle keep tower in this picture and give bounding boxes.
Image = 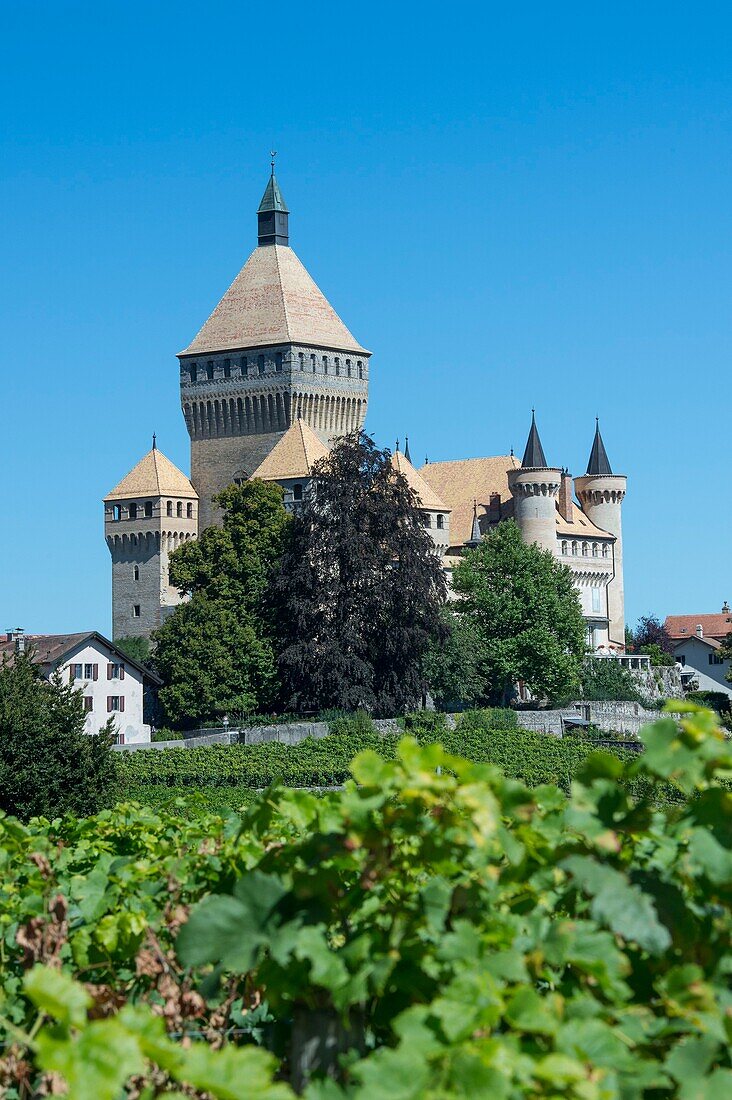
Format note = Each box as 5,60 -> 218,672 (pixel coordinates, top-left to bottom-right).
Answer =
178,168 -> 371,530
104,442 -> 198,639
575,422 -> 627,647
507,412 -> 562,552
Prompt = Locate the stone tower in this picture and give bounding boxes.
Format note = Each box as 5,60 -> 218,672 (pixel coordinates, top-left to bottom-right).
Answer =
507,412 -> 562,552
575,421 -> 627,647
104,442 -> 198,639
178,168 -> 371,530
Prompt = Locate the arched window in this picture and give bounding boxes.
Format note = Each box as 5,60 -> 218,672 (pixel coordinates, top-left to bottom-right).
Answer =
133,565 -> 140,581
423,514 -> 431,528
206,362 -> 214,380
189,363 -> 198,383
176,502 -> 183,518
166,501 -> 173,517
240,356 -> 248,375
223,359 -> 231,378
129,503 -> 138,520
582,542 -> 588,556
602,543 -> 609,558
436,514 -> 445,530
571,540 -> 577,555
358,361 -> 363,380
258,355 -> 265,375
293,483 -> 303,501
346,359 -> 352,377
187,502 -> 193,518
144,501 -> 153,518
335,357 -> 340,376
592,542 -> 598,557
323,355 -> 328,373
561,540 -> 568,555
275,352 -> 282,373
311,354 -> 316,372
298,352 -> 304,369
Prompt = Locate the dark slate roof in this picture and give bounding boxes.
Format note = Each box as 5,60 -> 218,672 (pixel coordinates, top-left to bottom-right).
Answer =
586,421 -> 613,475
521,411 -> 548,468
257,172 -> 289,214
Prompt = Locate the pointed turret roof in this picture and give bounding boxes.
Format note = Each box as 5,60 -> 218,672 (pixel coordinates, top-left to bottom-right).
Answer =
391,450 -> 448,511
521,411 -> 548,468
469,500 -> 482,544
180,245 -> 369,356
586,419 -> 613,476
251,419 -> 330,481
105,448 -> 197,501
258,170 -> 289,213
404,435 -> 412,463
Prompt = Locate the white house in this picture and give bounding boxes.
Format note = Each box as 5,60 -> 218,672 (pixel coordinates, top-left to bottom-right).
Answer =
673,631 -> 732,699
0,630 -> 159,743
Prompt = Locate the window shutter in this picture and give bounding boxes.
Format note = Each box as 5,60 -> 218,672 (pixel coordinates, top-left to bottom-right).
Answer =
120,696 -> 125,713
69,666 -> 74,683
119,665 -> 125,681
93,664 -> 98,681
107,663 -> 114,680
107,697 -> 113,713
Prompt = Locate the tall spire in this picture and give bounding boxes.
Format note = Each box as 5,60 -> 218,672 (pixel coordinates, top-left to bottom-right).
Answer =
521,410 -> 548,469
468,500 -> 482,545
257,155 -> 289,246
586,418 -> 613,475
404,435 -> 412,463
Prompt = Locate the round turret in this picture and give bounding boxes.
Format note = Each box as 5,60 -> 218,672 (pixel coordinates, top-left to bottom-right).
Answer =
508,412 -> 560,552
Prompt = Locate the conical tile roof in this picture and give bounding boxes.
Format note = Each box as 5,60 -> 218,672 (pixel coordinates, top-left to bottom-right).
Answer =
392,450 -> 448,511
251,419 -> 330,481
105,448 -> 197,501
258,172 -> 289,213
180,245 -> 369,356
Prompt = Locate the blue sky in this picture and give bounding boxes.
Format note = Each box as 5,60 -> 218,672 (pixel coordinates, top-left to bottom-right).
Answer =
2,1 -> 730,634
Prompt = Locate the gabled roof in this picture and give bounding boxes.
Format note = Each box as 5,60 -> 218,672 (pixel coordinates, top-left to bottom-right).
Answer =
0,632 -> 162,684
180,245 -> 369,357
105,448 -> 197,502
665,614 -> 732,641
391,451 -> 448,511
251,419 -> 330,481
673,635 -> 723,652
420,455 -> 520,545
587,420 -> 613,475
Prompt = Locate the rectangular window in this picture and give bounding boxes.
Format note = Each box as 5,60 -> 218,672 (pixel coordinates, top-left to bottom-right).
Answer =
240,356 -> 248,375
70,663 -> 83,680
223,358 -> 231,378
133,605 -> 141,618
112,504 -> 121,521
84,663 -> 94,679
187,502 -> 193,518
591,588 -> 602,613
709,654 -> 724,665
275,352 -> 282,372
258,354 -> 265,375
107,663 -> 125,680
206,362 -> 214,380
84,696 -> 93,713
107,696 -> 125,713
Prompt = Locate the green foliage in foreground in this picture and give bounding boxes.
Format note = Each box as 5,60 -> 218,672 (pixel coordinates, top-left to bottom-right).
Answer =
1,705 -> 731,1097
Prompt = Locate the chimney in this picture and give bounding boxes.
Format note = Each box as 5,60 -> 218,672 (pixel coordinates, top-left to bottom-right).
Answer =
696,624 -> 703,639
6,627 -> 25,654
723,601 -> 730,613
559,471 -> 574,522
489,493 -> 501,524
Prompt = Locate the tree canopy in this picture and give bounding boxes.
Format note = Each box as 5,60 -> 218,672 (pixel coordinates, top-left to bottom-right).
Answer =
630,614 -> 674,655
274,432 -> 447,715
0,649 -> 115,820
450,520 -> 586,705
152,480 -> 289,726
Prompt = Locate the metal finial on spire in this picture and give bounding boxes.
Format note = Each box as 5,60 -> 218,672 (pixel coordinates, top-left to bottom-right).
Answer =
395,438 -> 399,454
425,454 -> 429,465
270,150 -> 277,174
152,432 -> 156,450
404,435 -> 412,462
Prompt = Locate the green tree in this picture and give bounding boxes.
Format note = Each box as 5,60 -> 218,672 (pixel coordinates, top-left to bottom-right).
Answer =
422,608 -> 484,710
0,649 -> 115,820
451,520 -> 586,705
630,613 -> 674,654
581,656 -> 642,701
274,432 -> 447,715
114,636 -> 151,664
152,480 -> 289,727
719,632 -> 732,684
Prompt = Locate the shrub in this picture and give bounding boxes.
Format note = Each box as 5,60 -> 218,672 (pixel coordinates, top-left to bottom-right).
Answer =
403,710 -> 449,738
639,642 -> 676,667
151,728 -> 183,742
581,657 -> 642,701
327,709 -> 376,738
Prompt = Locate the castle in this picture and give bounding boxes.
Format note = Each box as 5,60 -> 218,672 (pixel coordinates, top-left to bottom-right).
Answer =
105,169 -> 628,651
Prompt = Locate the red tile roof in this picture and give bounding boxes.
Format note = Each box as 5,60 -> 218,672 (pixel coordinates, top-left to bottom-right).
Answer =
665,614 -> 732,642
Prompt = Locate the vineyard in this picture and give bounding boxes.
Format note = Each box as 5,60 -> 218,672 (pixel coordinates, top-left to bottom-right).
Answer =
1,704 -> 731,1096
